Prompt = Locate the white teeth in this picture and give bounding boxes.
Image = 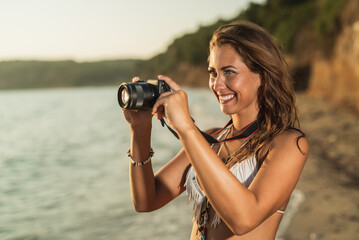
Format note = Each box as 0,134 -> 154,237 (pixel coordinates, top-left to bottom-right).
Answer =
219,94 -> 235,101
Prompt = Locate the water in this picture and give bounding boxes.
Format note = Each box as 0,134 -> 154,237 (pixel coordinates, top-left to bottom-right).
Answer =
0,87 -> 229,240
0,87 -> 302,240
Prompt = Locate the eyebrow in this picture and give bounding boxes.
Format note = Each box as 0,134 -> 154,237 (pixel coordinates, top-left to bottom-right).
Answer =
208,65 -> 238,70
221,65 -> 237,70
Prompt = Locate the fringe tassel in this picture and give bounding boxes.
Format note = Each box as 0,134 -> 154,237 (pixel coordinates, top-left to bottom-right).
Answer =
230,155 -> 257,188
211,213 -> 222,228
184,155 -> 258,229
184,167 -> 206,223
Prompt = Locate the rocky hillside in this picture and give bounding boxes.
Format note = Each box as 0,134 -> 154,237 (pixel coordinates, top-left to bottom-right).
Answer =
308,0 -> 359,112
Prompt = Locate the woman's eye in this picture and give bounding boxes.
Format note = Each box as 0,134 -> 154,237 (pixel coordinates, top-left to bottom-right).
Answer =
224,70 -> 235,75
208,69 -> 217,77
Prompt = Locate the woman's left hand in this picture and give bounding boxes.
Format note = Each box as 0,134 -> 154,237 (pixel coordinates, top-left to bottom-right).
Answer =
152,75 -> 195,134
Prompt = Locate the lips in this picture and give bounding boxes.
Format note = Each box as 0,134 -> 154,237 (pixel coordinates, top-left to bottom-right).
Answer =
218,93 -> 235,104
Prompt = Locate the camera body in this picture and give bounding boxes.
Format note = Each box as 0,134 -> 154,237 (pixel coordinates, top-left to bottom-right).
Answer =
118,80 -> 171,110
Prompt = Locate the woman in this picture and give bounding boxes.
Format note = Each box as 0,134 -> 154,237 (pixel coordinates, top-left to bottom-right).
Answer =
123,21 -> 308,239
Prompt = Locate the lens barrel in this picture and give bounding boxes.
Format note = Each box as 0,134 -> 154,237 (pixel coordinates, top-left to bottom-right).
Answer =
118,81 -> 158,109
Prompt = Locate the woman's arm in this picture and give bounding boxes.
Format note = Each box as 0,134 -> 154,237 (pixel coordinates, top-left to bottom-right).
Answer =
124,77 -> 191,213
129,127 -> 190,212
128,123 -> 155,212
178,126 -> 308,235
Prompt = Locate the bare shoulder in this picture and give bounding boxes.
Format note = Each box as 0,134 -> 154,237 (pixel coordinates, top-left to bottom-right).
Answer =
272,129 -> 309,156
259,128 -> 309,167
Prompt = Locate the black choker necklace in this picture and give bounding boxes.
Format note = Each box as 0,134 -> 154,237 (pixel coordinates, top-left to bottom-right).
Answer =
160,118 -> 259,144
203,120 -> 259,143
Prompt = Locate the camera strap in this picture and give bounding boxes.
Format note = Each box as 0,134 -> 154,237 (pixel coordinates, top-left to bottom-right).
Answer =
160,118 -> 259,144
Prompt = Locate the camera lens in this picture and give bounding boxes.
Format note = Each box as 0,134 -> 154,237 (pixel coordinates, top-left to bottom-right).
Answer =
121,88 -> 129,105
118,82 -> 157,110
118,84 -> 131,109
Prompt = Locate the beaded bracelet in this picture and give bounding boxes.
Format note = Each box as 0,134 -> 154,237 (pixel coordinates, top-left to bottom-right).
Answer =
127,148 -> 154,167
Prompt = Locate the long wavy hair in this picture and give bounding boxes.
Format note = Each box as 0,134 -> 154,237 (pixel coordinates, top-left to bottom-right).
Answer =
209,21 -> 304,166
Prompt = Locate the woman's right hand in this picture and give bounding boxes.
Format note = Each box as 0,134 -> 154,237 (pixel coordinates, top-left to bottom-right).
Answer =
122,77 -> 153,128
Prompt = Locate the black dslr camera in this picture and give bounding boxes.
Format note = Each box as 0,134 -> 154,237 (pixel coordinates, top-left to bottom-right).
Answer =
118,80 -> 171,110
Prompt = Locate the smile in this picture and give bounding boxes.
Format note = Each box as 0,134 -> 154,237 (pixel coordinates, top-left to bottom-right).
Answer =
218,94 -> 235,103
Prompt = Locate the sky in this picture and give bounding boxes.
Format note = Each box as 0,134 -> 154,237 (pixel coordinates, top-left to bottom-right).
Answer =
0,0 -> 265,61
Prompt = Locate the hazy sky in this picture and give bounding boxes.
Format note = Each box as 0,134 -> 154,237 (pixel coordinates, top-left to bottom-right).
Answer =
0,0 -> 264,61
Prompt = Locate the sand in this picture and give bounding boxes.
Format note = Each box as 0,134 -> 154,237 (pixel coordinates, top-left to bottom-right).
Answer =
283,94 -> 359,240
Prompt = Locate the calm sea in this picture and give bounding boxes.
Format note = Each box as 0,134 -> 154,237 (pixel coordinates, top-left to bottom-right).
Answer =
0,87 -> 302,240
0,87 -> 227,240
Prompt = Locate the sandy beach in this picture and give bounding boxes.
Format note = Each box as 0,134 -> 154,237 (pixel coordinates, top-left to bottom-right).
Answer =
283,94 -> 359,240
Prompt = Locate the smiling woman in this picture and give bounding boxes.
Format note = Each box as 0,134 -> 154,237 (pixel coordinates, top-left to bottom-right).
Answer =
121,21 -> 308,240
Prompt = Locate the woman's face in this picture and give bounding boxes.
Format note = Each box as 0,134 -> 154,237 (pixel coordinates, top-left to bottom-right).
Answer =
208,45 -> 261,116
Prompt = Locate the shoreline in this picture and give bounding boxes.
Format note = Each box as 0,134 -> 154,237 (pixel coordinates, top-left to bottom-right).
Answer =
282,94 -> 359,239
276,189 -> 306,240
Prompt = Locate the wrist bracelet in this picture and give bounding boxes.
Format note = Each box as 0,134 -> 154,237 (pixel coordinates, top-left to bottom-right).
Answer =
127,148 -> 154,167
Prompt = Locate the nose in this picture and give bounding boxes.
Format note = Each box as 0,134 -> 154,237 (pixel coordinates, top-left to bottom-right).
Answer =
211,74 -> 226,92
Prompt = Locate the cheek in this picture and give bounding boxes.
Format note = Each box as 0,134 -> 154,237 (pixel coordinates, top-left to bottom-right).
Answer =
251,72 -> 262,87
226,78 -> 242,92
229,77 -> 260,100
243,74 -> 261,94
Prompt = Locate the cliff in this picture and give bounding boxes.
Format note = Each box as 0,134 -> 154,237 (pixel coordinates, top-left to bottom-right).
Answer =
308,0 -> 359,112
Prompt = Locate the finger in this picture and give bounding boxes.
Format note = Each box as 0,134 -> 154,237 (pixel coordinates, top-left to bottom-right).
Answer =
132,76 -> 140,83
152,91 -> 173,114
152,95 -> 167,116
158,75 -> 181,91
157,91 -> 173,99
156,106 -> 164,120
122,108 -> 138,113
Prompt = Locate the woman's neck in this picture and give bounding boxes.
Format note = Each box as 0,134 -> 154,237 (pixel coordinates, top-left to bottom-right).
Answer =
231,114 -> 258,135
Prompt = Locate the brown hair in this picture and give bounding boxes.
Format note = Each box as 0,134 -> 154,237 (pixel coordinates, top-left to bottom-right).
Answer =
209,21 -> 304,166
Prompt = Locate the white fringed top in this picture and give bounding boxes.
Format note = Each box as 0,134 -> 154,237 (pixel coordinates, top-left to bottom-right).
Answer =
184,154 -> 258,228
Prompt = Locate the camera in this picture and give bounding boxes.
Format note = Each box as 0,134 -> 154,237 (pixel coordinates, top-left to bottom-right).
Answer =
118,80 -> 171,110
